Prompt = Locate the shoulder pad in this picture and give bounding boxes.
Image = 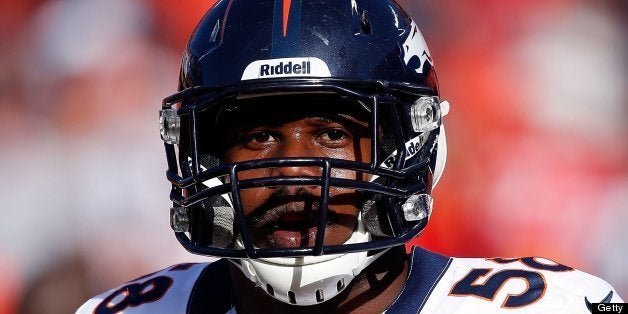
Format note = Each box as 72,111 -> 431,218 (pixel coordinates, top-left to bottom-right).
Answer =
76,263 -> 210,314
420,256 -> 623,313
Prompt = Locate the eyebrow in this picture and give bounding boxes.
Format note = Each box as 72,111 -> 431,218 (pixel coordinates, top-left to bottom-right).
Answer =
316,114 -> 370,137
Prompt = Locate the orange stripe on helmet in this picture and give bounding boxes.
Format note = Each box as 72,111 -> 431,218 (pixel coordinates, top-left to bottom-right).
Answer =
282,0 -> 292,37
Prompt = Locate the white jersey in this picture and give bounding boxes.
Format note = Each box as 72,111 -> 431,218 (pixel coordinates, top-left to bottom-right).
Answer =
407,253 -> 623,313
77,247 -> 623,313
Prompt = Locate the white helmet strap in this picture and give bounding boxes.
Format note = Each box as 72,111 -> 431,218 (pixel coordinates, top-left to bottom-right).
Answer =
229,214 -> 390,306
230,248 -> 389,306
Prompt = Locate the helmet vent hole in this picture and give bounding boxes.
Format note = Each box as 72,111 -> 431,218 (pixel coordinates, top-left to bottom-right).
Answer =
360,11 -> 371,35
336,278 -> 346,292
316,289 -> 324,302
288,291 -> 297,304
266,284 -> 274,297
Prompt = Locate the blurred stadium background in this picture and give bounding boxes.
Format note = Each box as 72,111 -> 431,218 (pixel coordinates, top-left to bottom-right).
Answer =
0,0 -> 626,313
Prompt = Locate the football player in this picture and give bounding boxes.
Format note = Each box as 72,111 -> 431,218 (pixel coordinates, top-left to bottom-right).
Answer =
78,0 -> 623,313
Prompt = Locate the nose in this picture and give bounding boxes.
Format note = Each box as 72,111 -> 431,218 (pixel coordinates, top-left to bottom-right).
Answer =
270,137 -> 322,178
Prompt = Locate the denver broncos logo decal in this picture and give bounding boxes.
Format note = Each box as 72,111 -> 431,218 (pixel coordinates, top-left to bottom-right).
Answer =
401,21 -> 433,75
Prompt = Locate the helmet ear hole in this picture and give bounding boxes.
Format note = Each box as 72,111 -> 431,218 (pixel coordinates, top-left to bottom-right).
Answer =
192,196 -> 235,248
362,199 -> 394,237
361,179 -> 394,237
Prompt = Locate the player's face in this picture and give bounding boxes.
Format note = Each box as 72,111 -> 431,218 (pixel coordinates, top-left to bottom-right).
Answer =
221,98 -> 371,249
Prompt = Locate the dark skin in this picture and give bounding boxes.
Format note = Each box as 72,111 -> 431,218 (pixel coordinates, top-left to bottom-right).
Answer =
219,99 -> 409,313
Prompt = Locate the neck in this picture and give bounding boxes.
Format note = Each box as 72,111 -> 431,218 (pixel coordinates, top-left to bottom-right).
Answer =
229,246 -> 409,314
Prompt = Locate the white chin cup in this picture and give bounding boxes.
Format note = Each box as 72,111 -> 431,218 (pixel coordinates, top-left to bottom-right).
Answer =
231,216 -> 388,306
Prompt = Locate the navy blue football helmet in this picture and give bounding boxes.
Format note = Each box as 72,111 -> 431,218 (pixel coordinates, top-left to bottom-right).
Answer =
160,3 -> 448,301
161,0 -> 448,259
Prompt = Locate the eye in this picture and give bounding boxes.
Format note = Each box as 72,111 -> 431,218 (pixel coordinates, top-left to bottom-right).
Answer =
243,131 -> 276,149
321,130 -> 346,141
251,132 -> 272,142
317,129 -> 351,147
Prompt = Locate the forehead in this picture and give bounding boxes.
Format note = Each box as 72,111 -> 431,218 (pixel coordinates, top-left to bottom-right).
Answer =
216,93 -> 370,127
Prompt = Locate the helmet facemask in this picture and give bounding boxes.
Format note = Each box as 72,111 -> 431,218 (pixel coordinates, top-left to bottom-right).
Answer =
161,79 -> 447,304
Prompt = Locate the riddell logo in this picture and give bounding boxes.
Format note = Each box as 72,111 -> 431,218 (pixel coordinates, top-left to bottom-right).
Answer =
241,57 -> 331,80
260,61 -> 311,77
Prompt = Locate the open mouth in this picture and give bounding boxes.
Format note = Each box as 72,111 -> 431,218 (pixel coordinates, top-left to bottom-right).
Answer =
253,211 -> 327,248
245,191 -> 357,249
268,226 -> 318,248
268,212 -> 323,248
